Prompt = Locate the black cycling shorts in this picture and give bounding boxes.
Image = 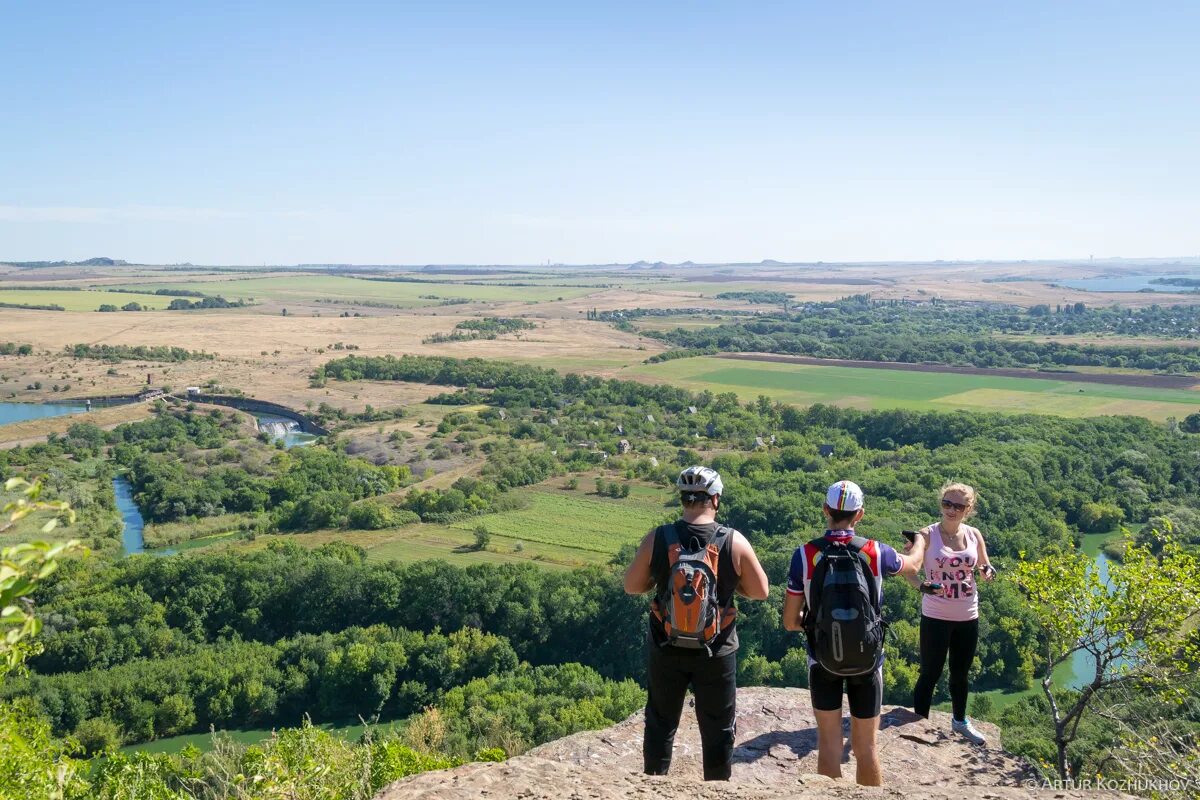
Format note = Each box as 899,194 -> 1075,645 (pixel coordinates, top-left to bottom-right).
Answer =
809,663 -> 883,719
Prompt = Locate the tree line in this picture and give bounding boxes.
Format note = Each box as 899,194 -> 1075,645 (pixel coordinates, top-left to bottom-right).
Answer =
65,343 -> 214,362
625,295 -> 1200,372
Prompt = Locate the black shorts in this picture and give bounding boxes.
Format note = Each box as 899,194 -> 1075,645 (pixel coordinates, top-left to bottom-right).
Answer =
809,663 -> 883,719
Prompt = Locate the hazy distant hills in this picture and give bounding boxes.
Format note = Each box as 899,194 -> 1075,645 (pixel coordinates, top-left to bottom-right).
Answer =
2,257 -> 129,268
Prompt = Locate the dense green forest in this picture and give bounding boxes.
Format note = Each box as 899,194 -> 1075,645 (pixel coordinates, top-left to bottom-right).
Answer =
4,353 -> 1200,792
633,296 -> 1200,372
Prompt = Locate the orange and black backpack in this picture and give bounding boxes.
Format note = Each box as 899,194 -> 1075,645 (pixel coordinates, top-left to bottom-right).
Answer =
650,523 -> 737,653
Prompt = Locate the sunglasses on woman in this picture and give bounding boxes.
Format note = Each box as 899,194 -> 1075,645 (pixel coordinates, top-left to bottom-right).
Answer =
940,499 -> 968,512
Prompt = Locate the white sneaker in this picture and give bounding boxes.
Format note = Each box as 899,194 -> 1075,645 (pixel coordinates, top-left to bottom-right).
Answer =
952,717 -> 987,746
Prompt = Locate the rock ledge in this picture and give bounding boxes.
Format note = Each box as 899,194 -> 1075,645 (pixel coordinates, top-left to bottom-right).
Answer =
375,687 -> 1131,799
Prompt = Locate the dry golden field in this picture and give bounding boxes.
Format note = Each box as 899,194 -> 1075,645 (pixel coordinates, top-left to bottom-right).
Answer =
2,260 -> 1198,447
0,306 -> 661,417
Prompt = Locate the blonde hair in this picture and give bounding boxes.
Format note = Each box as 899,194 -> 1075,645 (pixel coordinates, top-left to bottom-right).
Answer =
940,482 -> 977,513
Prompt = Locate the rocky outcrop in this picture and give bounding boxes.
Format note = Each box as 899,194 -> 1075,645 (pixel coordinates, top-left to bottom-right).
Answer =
375,687 -> 1133,799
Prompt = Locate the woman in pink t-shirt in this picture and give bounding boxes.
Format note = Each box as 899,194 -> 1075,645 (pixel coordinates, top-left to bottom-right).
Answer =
907,482 -> 995,745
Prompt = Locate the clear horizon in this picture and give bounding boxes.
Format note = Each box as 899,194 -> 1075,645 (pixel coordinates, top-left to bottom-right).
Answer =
3,2 -> 1198,265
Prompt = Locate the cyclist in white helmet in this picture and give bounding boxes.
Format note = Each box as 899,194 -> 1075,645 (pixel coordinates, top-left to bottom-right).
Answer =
624,465 -> 769,781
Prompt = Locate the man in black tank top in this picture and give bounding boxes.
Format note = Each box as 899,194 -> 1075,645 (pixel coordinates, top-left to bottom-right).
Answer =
624,466 -> 770,781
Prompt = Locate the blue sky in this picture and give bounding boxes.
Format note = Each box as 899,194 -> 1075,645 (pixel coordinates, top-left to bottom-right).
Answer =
2,1 -> 1198,265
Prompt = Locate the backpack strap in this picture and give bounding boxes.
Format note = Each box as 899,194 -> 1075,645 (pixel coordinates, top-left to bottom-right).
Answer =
660,521 -> 682,556
846,535 -> 883,613
711,524 -> 734,552
650,523 -> 676,622
711,525 -> 738,628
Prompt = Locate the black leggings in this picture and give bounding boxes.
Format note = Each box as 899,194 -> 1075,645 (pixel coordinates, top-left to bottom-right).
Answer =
643,644 -> 737,781
913,615 -> 979,721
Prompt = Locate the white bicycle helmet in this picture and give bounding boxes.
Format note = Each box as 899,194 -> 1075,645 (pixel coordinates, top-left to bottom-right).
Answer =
676,465 -> 723,500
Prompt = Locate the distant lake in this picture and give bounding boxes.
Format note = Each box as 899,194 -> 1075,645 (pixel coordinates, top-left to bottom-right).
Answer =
0,401 -> 87,425
1057,274 -> 1200,292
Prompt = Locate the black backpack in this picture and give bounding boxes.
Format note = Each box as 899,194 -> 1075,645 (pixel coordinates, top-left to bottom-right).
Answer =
804,536 -> 884,676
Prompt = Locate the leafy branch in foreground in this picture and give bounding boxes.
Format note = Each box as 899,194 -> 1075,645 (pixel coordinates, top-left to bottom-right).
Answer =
1,477 -> 75,535
2,477 -> 84,676
1013,530 -> 1200,781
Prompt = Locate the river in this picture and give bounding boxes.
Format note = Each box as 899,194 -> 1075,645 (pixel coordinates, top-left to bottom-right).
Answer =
1058,534 -> 1118,688
112,476 -> 149,556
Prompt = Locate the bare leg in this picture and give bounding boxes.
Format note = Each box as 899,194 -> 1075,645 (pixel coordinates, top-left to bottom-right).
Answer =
814,708 -> 844,780
849,715 -> 881,786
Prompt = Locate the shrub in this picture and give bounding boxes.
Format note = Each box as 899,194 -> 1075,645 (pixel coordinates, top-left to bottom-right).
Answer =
74,716 -> 123,755
347,500 -> 397,530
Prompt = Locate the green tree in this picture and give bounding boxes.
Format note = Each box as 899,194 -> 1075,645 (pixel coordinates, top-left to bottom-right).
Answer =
73,716 -> 122,755
1012,533 -> 1200,780
473,525 -> 491,551
1077,501 -> 1125,532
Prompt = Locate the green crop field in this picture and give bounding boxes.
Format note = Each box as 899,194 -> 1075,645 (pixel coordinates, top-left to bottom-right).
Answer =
0,289 -> 172,311
366,525 -> 590,569
107,275 -> 597,305
363,485 -> 672,569
625,356 -> 1200,421
448,486 -> 671,552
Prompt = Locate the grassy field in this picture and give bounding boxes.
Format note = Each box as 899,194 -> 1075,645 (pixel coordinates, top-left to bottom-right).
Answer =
624,357 -> 1200,420
450,485 -> 670,552
224,482 -> 672,569
118,717 -> 404,756
107,275 -> 598,306
0,289 -> 173,311
142,513 -> 257,548
368,484 -> 671,568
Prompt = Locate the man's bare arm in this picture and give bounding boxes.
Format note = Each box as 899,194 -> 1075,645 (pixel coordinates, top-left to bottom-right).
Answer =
623,530 -> 656,595
733,532 -> 769,600
782,590 -> 806,631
